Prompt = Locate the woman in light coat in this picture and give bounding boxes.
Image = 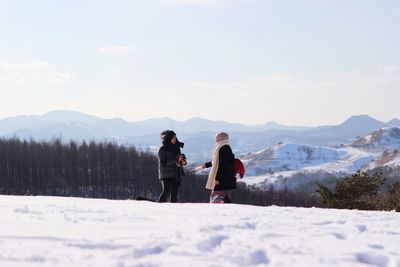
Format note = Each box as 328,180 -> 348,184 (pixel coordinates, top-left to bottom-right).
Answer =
200,132 -> 236,203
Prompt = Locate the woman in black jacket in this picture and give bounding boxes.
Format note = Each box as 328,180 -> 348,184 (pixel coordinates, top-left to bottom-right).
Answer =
200,132 -> 236,203
158,130 -> 186,203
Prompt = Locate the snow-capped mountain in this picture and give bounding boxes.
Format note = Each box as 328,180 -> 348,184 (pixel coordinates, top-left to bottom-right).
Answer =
243,143 -> 346,176
353,127 -> 400,170
242,127 -> 400,192
351,127 -> 400,150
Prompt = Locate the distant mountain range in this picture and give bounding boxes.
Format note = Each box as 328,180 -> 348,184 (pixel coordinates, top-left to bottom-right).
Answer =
2,110 -> 400,192
0,110 -> 312,137
0,110 -> 399,162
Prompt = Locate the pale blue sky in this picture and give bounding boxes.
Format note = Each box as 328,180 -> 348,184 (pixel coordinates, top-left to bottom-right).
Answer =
0,0 -> 399,125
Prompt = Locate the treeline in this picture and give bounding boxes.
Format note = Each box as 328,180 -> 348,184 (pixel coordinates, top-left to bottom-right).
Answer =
0,138 -> 158,198
317,170 -> 400,211
0,137 -> 321,207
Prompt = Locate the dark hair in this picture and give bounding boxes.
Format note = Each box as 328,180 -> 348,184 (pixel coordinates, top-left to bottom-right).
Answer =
160,130 -> 184,148
160,130 -> 176,146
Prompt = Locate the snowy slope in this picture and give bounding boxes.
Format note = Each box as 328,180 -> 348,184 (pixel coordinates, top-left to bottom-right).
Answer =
242,144 -> 377,190
352,127 -> 400,150
368,149 -> 400,169
243,128 -> 400,190
0,195 -> 400,267
243,143 -> 348,176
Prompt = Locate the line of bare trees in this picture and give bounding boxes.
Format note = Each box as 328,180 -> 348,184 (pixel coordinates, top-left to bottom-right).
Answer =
0,138 -> 159,198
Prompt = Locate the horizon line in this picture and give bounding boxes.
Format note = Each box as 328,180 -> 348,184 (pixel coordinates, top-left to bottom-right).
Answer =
0,109 -> 398,128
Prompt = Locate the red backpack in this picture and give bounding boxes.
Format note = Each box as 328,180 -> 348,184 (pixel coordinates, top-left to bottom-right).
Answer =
234,158 -> 245,179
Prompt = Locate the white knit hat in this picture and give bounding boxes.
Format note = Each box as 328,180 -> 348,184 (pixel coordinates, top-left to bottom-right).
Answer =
215,132 -> 229,142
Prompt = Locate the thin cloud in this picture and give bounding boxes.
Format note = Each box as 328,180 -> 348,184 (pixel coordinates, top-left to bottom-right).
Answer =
0,61 -> 74,84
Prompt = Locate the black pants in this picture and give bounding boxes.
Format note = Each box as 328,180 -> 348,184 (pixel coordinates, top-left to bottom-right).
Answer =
158,179 -> 180,203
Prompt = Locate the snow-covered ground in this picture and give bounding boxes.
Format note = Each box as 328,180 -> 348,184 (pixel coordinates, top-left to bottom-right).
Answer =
1,196 -> 399,267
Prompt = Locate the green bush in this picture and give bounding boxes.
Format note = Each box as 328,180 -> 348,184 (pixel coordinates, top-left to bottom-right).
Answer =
316,170 -> 385,210
379,182 -> 400,211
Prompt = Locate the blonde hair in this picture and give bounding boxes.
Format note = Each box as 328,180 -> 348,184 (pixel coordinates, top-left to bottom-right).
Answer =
215,132 -> 229,142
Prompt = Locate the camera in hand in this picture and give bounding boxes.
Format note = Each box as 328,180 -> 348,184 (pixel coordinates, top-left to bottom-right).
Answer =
180,153 -> 186,161
178,153 -> 187,166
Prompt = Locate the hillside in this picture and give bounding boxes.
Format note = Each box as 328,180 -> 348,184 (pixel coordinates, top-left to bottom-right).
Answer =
351,127 -> 400,150
243,127 -> 400,191
0,195 -> 399,267
243,143 -> 347,176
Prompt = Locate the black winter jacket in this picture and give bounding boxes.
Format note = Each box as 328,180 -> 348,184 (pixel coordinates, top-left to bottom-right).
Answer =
205,145 -> 236,191
158,145 -> 181,182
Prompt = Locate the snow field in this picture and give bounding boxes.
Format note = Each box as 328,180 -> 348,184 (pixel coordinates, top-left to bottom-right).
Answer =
0,195 -> 399,267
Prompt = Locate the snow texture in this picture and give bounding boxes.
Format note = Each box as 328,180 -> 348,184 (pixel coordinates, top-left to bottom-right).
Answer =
1,195 -> 400,267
